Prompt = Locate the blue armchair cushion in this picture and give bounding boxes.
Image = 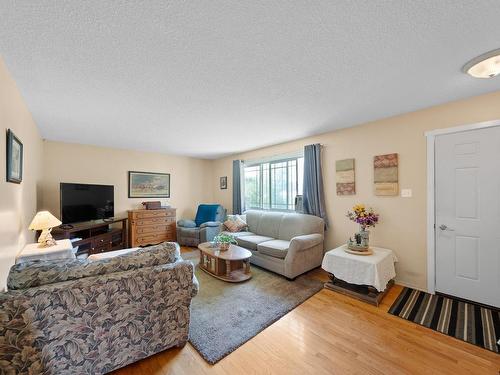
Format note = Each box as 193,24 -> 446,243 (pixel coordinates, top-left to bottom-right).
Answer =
177,219 -> 197,228
199,221 -> 221,228
194,204 -> 221,227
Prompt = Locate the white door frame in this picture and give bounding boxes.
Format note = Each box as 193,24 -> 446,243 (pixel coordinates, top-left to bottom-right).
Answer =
425,119 -> 500,293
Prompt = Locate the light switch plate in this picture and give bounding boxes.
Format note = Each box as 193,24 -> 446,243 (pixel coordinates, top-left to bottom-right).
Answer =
401,189 -> 412,198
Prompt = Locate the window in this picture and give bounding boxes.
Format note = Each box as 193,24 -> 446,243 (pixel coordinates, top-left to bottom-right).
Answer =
244,155 -> 304,211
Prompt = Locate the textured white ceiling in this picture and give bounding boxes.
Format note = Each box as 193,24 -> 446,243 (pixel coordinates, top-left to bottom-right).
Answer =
1,1 -> 500,158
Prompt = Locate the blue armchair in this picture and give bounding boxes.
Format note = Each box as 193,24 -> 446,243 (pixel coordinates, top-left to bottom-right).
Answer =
176,204 -> 226,246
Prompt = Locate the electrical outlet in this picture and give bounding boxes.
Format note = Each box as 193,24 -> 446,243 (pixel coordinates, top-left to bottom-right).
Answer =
401,189 -> 412,198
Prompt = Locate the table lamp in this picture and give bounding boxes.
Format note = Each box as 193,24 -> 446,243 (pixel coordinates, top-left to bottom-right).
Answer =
29,211 -> 62,247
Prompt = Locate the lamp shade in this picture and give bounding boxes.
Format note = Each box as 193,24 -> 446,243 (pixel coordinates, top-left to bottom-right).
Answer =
29,211 -> 62,230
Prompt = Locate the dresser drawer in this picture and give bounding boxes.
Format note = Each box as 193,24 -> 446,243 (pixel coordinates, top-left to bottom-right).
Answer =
133,217 -> 170,226
91,243 -> 112,254
91,234 -> 112,248
91,235 -> 112,254
136,224 -> 170,234
136,233 -> 170,246
132,210 -> 167,219
165,209 -> 176,217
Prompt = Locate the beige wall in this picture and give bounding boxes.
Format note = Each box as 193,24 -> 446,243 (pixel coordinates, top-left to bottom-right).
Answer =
41,141 -> 214,221
212,90 -> 500,290
0,57 -> 43,290
2,49 -> 500,294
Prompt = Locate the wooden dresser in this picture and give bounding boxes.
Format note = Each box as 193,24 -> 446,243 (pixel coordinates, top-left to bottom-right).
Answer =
128,208 -> 176,247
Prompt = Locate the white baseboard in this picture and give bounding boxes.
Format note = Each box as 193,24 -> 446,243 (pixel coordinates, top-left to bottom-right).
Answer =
394,279 -> 429,293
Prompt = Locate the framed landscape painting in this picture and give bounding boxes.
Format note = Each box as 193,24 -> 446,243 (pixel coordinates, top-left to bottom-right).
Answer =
6,129 -> 23,184
128,171 -> 170,198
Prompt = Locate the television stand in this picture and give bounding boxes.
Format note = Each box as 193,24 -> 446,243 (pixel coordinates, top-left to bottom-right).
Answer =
52,217 -> 128,257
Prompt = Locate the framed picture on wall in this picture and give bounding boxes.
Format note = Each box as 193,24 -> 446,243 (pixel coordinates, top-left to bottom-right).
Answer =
220,176 -> 227,190
128,171 -> 170,198
6,129 -> 23,184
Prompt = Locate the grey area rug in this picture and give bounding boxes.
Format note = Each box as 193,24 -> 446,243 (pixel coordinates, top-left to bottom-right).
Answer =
389,287 -> 500,353
183,250 -> 323,364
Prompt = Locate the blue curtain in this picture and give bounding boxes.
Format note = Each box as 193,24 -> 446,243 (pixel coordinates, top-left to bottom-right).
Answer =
303,144 -> 328,227
232,160 -> 243,214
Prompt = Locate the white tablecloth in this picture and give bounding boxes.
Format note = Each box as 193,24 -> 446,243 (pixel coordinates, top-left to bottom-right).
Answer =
16,239 -> 75,264
321,245 -> 398,291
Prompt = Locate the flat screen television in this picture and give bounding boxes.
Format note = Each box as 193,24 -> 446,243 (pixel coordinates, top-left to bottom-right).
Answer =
60,183 -> 114,224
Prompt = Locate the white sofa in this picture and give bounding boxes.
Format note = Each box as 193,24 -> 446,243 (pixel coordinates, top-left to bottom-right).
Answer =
222,210 -> 325,279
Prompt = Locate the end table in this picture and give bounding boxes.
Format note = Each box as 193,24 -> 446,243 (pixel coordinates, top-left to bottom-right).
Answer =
16,239 -> 75,264
321,245 -> 397,306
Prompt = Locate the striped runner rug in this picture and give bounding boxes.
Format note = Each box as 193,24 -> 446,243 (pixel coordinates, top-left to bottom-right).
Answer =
389,288 -> 499,353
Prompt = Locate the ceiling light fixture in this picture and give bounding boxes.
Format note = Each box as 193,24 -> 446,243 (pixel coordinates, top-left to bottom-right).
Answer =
463,48 -> 500,78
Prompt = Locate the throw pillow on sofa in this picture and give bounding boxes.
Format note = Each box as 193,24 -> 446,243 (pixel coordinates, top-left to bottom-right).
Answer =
223,214 -> 247,232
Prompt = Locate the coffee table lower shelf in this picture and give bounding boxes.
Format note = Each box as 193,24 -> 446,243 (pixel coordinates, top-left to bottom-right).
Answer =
199,265 -> 251,282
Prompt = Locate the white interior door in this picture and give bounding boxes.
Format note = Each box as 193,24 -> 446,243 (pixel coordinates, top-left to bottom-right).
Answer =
435,126 -> 500,308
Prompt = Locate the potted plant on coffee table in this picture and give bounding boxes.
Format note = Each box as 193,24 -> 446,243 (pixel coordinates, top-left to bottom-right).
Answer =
213,233 -> 237,251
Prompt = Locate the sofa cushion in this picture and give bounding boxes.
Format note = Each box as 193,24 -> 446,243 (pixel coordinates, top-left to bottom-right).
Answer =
221,231 -> 255,238
257,240 -> 290,259
237,235 -> 275,250
7,242 -> 180,290
255,211 -> 283,238
199,221 -> 221,228
177,227 -> 201,238
245,210 -> 262,234
278,213 -> 324,240
177,219 -> 197,228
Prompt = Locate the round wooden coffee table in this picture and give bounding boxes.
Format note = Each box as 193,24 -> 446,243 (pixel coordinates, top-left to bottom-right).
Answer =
198,242 -> 252,282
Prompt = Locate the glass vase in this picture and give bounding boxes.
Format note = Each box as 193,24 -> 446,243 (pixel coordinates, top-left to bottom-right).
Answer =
359,226 -> 370,247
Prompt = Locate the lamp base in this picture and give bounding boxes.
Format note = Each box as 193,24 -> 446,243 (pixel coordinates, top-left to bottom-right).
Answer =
38,229 -> 57,248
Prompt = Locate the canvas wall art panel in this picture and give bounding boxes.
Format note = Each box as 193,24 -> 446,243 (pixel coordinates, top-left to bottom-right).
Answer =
336,158 -> 355,195
374,153 -> 398,196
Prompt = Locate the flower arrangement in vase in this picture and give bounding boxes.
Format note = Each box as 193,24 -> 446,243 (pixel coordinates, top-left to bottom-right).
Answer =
346,204 -> 379,252
213,233 -> 237,251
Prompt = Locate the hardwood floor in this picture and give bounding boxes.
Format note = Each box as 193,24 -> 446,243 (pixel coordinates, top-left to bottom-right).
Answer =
113,248 -> 500,375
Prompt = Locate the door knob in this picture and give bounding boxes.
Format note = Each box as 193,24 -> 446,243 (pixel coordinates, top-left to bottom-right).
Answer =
439,224 -> 455,231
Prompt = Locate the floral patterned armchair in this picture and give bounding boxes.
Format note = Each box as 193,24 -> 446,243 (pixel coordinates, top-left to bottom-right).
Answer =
0,242 -> 198,375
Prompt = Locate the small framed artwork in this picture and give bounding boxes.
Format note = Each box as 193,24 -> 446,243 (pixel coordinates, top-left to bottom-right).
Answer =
220,176 -> 227,190
128,171 -> 170,198
6,129 -> 23,184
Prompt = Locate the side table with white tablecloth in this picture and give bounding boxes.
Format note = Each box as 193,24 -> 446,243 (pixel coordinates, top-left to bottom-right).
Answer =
16,239 -> 75,264
321,245 -> 398,306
